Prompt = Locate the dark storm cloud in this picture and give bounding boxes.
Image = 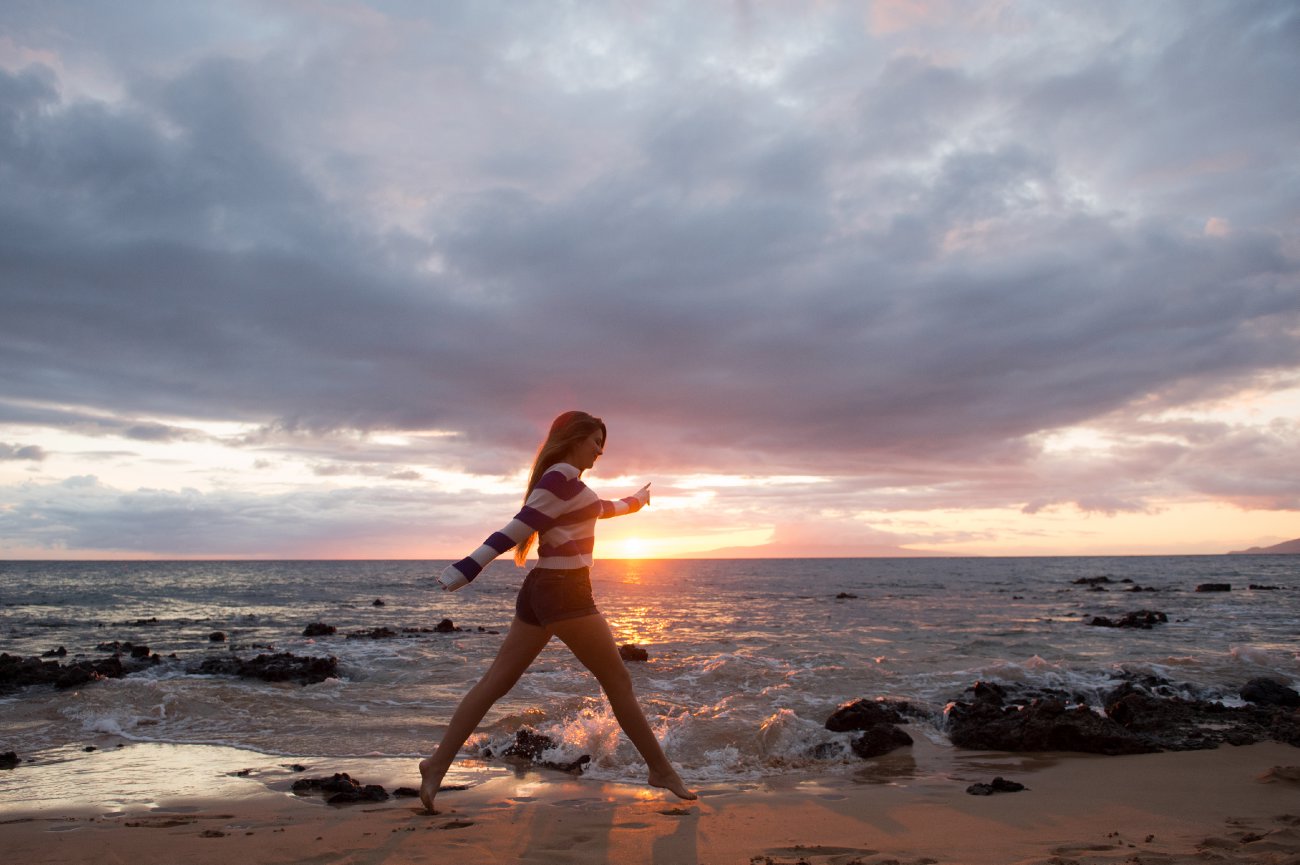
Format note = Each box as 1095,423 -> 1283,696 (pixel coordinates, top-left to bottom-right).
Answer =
1,1 -> 1298,556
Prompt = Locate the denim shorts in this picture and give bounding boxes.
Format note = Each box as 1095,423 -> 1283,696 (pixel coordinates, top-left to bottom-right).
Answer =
515,567 -> 599,627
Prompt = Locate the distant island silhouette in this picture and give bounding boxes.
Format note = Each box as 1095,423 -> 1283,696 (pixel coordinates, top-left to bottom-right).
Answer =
1228,537 -> 1300,555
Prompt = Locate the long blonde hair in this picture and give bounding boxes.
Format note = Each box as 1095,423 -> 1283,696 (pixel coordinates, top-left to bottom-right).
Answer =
514,411 -> 607,566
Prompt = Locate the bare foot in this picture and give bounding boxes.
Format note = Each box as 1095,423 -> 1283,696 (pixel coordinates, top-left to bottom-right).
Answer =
418,757 -> 446,815
648,767 -> 697,801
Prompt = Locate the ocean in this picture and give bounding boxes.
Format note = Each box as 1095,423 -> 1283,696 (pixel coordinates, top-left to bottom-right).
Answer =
1,557 -> 1297,796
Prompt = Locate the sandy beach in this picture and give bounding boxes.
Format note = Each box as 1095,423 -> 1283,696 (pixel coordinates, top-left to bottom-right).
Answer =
3,737 -> 1297,865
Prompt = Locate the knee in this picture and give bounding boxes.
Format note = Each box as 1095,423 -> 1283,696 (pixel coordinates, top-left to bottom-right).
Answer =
473,673 -> 514,703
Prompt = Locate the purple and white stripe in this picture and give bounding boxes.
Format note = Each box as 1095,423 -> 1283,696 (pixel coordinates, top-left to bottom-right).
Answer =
447,462 -> 646,584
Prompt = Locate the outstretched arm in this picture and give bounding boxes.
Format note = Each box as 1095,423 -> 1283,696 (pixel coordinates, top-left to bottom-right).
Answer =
599,483 -> 650,519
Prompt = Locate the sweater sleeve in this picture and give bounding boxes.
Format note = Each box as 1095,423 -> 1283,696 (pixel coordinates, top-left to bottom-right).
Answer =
447,465 -> 587,584
599,483 -> 650,520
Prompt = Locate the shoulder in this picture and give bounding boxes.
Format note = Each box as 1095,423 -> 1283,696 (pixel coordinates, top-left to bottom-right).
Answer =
534,463 -> 587,499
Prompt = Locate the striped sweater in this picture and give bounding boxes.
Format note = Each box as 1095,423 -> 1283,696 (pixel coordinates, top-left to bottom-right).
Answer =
445,463 -> 647,586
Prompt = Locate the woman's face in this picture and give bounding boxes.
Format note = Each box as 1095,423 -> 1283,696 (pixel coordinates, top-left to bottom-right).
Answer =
567,429 -> 605,471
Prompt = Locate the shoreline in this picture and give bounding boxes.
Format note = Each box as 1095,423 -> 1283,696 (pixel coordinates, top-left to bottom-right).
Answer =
2,739 -> 1297,864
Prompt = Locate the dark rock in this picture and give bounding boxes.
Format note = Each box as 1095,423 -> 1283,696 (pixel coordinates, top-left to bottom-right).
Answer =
1104,681 -> 1300,750
209,632 -> 226,642
850,724 -> 913,758
84,746 -> 96,752
969,680 -> 1007,703
825,698 -> 907,732
41,647 -> 67,658
836,592 -> 859,599
946,683 -> 1153,755
303,623 -> 336,637
392,787 -> 420,798
192,652 -> 338,685
1073,576 -> 1115,586
1196,583 -> 1231,592
292,772 -> 389,804
0,751 -> 18,769
619,644 -> 649,662
347,627 -> 398,640
372,599 -> 385,607
433,618 -> 459,633
499,728 -> 554,762
1241,678 -> 1300,708
1088,610 -> 1167,629
966,777 -> 1026,795
127,617 -> 159,626
1249,584 -> 1280,591
0,652 -> 133,693
485,727 -> 592,775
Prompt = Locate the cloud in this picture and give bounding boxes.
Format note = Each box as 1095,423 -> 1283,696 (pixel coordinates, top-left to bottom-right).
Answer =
0,473 -> 505,558
0,2 -> 1297,555
0,442 -> 45,461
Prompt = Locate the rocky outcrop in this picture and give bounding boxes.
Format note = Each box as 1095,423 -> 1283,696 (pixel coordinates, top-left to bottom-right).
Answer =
619,644 -> 649,662
347,627 -> 399,640
851,724 -> 913,757
825,698 -> 908,731
191,652 -> 338,685
480,727 -> 591,774
1088,610 -> 1167,629
292,772 -> 389,805
0,651 -> 155,692
1073,576 -> 1131,588
966,777 -> 1026,795
948,676 -> 1300,755
825,698 -> 915,758
946,681 -> 1153,755
1104,681 -> 1300,750
1241,678 -> 1300,708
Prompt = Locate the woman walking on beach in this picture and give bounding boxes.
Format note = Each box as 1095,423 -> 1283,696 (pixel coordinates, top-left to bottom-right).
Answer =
420,411 -> 696,814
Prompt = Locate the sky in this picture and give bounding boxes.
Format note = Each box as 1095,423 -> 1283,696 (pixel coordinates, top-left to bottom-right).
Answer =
1,0 -> 1298,560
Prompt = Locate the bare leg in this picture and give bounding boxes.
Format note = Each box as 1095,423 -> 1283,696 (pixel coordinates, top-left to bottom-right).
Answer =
550,614 -> 697,800
420,617 -> 552,814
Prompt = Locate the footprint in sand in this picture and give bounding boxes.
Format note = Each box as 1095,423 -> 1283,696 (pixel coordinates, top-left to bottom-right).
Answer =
1198,813 -> 1300,859
436,820 -> 475,830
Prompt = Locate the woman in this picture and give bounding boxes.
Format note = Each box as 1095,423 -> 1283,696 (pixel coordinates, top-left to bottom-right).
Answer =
420,410 -> 696,814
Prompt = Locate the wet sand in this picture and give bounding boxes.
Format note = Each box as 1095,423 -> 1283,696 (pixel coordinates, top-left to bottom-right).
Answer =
1,739 -> 1297,864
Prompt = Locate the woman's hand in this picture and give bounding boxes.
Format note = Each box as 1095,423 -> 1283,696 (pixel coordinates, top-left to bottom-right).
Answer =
633,483 -> 651,508
437,564 -> 469,592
